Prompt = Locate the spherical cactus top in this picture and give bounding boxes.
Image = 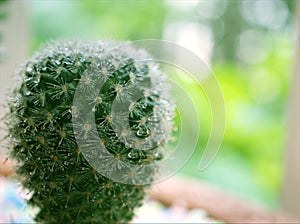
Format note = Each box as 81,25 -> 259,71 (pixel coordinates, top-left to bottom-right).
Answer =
8,40 -> 174,223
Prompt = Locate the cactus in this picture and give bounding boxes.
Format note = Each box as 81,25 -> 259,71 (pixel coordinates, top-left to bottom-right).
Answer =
8,41 -> 173,223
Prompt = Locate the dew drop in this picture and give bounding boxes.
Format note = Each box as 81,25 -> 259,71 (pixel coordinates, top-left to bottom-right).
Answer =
136,130 -> 143,136
128,151 -> 138,159
148,116 -> 160,123
128,152 -> 132,158
24,90 -> 32,96
136,128 -> 150,137
26,67 -> 33,73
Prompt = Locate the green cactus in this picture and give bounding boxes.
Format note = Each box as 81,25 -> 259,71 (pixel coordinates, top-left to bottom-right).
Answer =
8,41 -> 173,223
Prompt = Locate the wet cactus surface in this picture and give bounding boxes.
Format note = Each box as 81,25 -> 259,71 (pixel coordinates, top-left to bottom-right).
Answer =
8,41 -> 173,223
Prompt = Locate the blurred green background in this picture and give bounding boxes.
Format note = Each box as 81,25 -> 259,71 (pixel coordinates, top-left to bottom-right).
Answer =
11,0 -> 298,208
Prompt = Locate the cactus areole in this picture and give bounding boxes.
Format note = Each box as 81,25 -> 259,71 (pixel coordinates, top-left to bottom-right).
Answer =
8,41 -> 174,223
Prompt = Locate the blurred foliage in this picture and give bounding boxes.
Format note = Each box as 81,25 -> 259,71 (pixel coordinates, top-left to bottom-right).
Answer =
28,0 -> 166,52
208,0 -> 296,62
25,0 -> 296,208
0,0 -> 10,62
0,0 -> 9,20
179,35 -> 293,207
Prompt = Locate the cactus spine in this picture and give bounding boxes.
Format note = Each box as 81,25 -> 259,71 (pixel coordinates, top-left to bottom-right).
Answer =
8,41 -> 173,223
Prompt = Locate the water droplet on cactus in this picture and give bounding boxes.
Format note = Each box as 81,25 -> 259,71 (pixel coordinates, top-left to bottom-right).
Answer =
147,116 -> 160,123
24,90 -> 31,96
128,151 -> 141,161
26,67 -> 33,73
136,130 -> 143,137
